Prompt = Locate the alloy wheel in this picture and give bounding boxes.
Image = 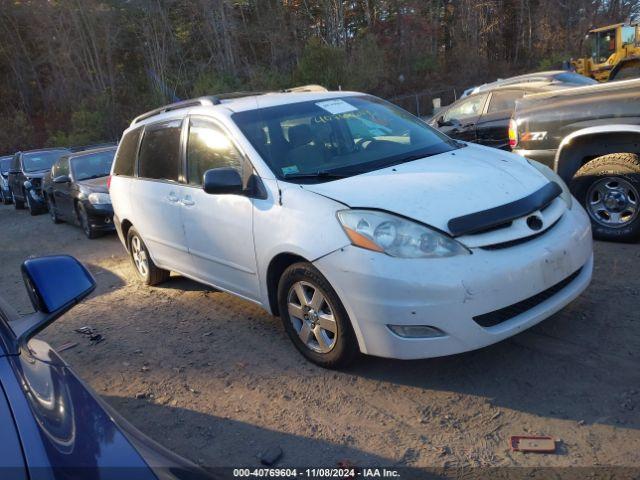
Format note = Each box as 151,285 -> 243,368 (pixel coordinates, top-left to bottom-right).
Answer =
130,235 -> 149,278
586,177 -> 639,228
286,281 -> 338,354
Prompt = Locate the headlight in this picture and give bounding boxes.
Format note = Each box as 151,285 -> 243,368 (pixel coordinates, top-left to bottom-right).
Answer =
527,159 -> 572,208
88,192 -> 111,205
337,210 -> 470,258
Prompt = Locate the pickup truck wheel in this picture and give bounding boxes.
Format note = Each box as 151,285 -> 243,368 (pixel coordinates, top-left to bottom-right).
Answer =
278,262 -> 359,369
12,192 -> 25,209
570,153 -> 640,242
126,227 -> 170,285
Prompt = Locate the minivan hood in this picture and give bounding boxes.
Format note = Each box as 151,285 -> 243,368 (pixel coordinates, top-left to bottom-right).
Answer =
301,144 -> 549,234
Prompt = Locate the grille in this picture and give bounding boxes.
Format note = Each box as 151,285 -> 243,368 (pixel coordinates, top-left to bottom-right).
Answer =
480,217 -> 561,251
473,267 -> 583,328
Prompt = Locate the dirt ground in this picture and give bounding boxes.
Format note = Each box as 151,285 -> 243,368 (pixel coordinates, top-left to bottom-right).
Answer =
1,204 -> 639,474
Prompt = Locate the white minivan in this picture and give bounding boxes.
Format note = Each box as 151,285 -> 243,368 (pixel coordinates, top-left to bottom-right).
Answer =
109,89 -> 593,368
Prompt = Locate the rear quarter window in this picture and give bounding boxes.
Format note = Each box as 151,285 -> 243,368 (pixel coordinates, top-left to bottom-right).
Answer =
138,120 -> 182,182
113,127 -> 142,176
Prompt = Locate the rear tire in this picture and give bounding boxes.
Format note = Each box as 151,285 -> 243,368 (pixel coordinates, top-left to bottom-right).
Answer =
127,227 -> 170,285
570,153 -> 640,242
277,262 -> 359,369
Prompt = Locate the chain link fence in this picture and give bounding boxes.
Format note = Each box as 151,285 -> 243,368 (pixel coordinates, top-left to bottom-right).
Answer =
387,87 -> 459,119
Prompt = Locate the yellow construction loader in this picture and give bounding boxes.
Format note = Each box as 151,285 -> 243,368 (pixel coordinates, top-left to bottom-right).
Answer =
572,22 -> 640,81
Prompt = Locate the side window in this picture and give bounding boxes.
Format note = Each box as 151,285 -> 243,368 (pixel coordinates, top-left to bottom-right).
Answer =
58,158 -> 70,177
186,117 -> 243,186
138,120 -> 182,182
113,127 -> 142,177
443,93 -> 488,123
486,90 -> 525,114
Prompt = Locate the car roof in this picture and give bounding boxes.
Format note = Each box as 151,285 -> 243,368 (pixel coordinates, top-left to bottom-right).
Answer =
128,89 -> 362,129
67,145 -> 117,160
20,147 -> 70,155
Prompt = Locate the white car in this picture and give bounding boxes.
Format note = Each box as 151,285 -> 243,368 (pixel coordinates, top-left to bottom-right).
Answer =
109,88 -> 593,368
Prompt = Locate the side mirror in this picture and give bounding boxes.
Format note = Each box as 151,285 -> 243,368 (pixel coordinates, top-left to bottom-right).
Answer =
203,167 -> 243,195
8,256 -> 95,349
54,175 -> 70,184
23,180 -> 32,190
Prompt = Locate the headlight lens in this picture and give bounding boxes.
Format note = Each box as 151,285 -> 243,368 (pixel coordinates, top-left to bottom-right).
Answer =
88,192 -> 111,205
527,159 -> 572,208
337,210 -> 470,258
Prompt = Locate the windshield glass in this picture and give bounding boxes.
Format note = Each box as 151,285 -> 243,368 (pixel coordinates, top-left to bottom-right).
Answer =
70,150 -> 116,181
22,150 -> 68,173
232,95 -> 458,182
592,30 -> 616,63
0,157 -> 12,174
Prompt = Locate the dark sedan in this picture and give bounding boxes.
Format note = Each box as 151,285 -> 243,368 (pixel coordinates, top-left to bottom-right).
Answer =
429,84 -> 568,150
1,155 -> 13,204
8,148 -> 70,215
0,255 -> 211,479
44,147 -> 116,239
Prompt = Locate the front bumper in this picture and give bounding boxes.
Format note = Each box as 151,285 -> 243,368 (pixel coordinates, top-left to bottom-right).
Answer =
313,203 -> 593,360
84,203 -> 115,231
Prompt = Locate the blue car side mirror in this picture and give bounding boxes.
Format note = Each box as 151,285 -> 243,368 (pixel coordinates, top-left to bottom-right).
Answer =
8,256 -> 95,350
22,255 -> 95,314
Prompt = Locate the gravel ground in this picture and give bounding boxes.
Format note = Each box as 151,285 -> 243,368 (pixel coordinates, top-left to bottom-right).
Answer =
1,204 -> 639,474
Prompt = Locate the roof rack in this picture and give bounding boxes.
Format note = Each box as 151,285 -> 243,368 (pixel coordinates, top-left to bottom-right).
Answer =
131,85 -> 329,125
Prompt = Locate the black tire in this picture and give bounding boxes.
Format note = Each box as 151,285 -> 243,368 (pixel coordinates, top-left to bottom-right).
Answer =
611,64 -> 640,81
26,192 -> 40,216
126,227 -> 170,286
570,153 -> 640,242
13,192 -> 25,209
277,262 -> 358,369
76,203 -> 101,239
47,196 -> 62,224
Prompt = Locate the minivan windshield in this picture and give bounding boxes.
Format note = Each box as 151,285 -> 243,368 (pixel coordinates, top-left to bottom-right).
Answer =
22,150 -> 68,173
71,149 -> 116,181
232,95 -> 459,182
0,157 -> 11,174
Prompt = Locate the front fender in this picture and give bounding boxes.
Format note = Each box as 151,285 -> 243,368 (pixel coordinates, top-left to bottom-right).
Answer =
554,125 -> 640,180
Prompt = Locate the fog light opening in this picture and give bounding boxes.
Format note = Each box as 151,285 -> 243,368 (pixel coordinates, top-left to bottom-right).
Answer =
387,324 -> 446,338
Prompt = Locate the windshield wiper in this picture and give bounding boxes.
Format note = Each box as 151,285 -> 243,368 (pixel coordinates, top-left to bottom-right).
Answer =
283,170 -> 351,180
80,174 -> 108,180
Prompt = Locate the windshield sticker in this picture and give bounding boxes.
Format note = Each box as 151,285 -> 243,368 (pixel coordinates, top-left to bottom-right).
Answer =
281,165 -> 299,175
316,99 -> 358,115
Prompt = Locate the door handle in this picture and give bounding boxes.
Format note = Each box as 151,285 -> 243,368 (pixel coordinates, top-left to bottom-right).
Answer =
181,196 -> 195,206
168,192 -> 179,203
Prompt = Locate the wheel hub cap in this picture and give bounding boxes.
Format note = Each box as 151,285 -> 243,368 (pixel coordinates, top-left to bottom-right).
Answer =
586,177 -> 639,228
287,281 -> 337,354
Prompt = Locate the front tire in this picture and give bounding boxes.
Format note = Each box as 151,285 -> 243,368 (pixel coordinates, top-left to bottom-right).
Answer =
570,153 -> 640,242
48,196 -> 62,224
126,227 -> 170,285
277,262 -> 358,368
77,203 -> 101,239
13,192 -> 25,209
26,192 -> 39,216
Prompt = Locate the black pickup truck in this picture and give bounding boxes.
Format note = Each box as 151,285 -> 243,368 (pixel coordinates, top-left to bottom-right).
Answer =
511,79 -> 640,241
